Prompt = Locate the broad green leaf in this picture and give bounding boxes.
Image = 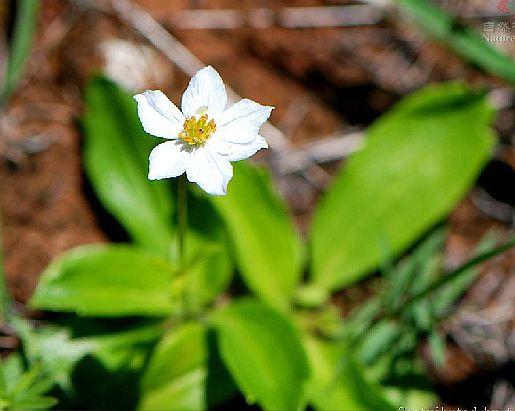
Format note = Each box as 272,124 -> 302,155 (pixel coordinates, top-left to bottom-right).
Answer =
30,244 -> 176,316
140,323 -> 206,411
304,335 -> 395,411
140,323 -> 236,411
311,83 -> 495,291
209,162 -> 303,310
83,76 -> 174,258
213,298 -> 309,411
0,0 -> 39,105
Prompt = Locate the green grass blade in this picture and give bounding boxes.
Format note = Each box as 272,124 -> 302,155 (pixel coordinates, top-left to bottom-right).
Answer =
0,217 -> 10,323
0,0 -> 39,105
428,330 -> 445,367
399,236 -> 515,314
395,0 -> 515,85
432,231 -> 500,318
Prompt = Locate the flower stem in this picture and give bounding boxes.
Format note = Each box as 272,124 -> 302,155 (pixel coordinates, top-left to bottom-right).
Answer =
177,174 -> 187,267
0,216 -> 11,324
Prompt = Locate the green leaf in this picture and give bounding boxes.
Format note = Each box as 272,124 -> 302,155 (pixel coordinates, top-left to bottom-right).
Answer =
0,0 -> 39,105
213,298 -> 309,411
30,244 -> 176,316
140,322 -> 236,411
304,335 -> 396,411
209,162 -> 303,310
311,83 -> 495,291
140,323 -> 206,411
83,76 -> 174,259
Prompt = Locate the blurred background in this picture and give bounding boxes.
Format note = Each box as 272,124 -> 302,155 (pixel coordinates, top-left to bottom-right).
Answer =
0,0 -> 514,409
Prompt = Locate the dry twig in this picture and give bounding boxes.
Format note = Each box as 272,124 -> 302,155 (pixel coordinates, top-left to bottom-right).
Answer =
160,6 -> 383,29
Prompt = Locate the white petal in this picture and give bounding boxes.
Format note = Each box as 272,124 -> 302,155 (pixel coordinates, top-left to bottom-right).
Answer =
134,91 -> 185,139
186,147 -> 233,195
217,98 -> 273,144
148,140 -> 191,180
181,66 -> 228,117
209,134 -> 268,162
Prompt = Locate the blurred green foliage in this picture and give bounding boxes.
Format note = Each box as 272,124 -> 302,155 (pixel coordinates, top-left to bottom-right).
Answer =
31,245 -> 177,316
18,77 -> 513,411
346,230 -> 504,401
0,353 -> 56,411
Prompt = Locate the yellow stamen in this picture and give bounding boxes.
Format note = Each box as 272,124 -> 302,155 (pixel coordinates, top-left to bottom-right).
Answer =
179,114 -> 217,145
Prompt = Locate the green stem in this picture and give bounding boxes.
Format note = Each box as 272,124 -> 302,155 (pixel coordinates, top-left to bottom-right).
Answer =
173,175 -> 192,318
0,0 -> 40,106
0,217 -> 10,324
177,174 -> 188,268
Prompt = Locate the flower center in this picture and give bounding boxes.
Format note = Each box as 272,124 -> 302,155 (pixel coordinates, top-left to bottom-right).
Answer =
179,111 -> 217,146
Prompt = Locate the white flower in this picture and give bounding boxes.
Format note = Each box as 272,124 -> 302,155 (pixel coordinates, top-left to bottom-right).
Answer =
133,66 -> 273,195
